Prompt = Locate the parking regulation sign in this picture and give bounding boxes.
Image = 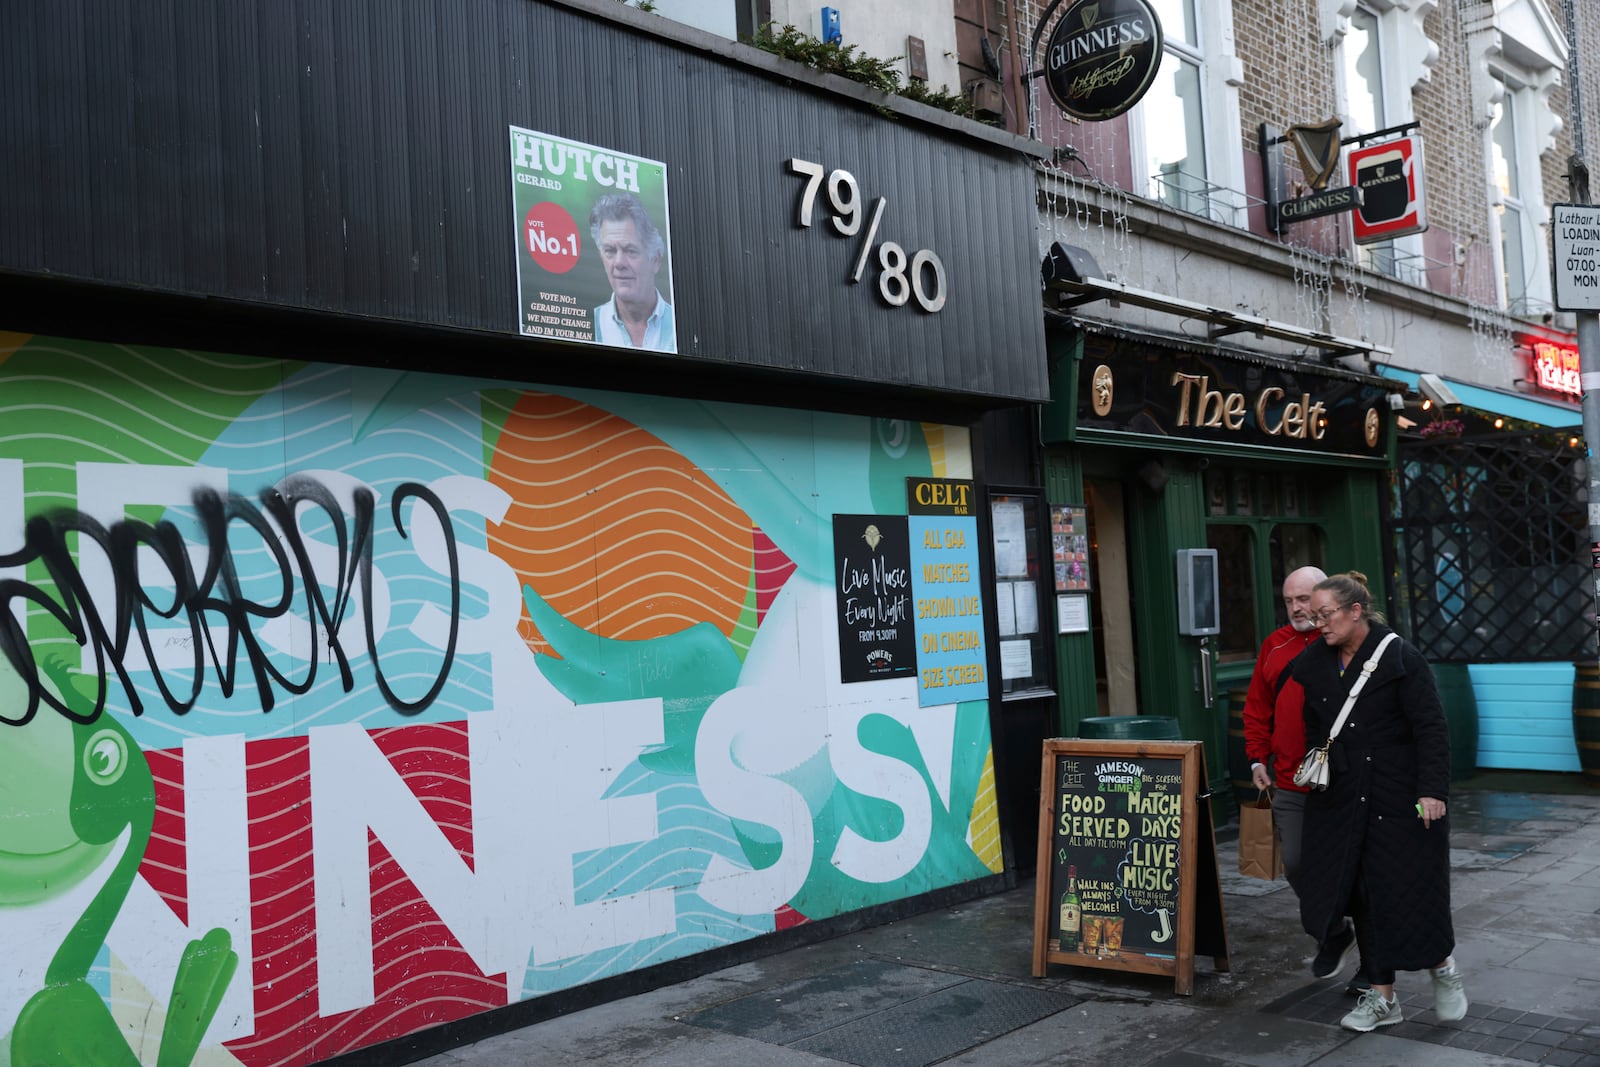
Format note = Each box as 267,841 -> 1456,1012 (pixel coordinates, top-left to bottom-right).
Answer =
1553,203 -> 1600,311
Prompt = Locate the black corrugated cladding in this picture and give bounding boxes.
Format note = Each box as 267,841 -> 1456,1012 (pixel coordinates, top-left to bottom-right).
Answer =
2,0 -> 1046,403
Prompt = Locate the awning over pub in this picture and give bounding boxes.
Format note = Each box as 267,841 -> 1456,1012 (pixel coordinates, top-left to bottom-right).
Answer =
1377,365 -> 1582,429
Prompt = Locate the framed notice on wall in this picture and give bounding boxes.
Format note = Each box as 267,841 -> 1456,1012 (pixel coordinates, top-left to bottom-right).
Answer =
1050,505 -> 1091,592
1031,739 -> 1230,995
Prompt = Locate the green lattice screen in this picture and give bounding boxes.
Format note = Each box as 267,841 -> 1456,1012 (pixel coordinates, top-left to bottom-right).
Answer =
1389,432 -> 1591,664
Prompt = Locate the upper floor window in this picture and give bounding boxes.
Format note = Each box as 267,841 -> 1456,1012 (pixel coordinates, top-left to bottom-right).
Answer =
1130,0 -> 1246,225
1142,1 -> 1208,215
1490,87 -> 1533,312
1465,0 -> 1566,317
1342,7 -> 1385,135
1336,5 -> 1411,281
1324,0 -> 1437,284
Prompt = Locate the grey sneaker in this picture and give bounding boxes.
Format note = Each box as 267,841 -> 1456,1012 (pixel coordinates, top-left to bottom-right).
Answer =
1432,963 -> 1468,1021
1341,989 -> 1403,1032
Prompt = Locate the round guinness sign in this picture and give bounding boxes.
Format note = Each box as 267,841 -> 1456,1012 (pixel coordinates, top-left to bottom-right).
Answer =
1043,0 -> 1164,122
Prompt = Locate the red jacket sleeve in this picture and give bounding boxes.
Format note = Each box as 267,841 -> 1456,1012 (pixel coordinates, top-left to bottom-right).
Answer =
1241,645 -> 1277,768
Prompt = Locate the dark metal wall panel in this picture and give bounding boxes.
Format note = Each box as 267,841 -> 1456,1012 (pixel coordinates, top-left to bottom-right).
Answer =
2,0 -> 1047,402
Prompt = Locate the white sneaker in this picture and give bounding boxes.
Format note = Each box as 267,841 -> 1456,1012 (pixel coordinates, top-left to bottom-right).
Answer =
1341,989 -> 1403,1032
1432,963 -> 1468,1022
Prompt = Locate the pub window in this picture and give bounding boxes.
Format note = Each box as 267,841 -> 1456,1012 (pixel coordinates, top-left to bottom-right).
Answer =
1206,470 -> 1326,662
1206,524 -> 1256,663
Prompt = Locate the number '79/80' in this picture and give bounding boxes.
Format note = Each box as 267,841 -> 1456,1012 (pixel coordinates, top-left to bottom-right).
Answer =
786,157 -> 948,313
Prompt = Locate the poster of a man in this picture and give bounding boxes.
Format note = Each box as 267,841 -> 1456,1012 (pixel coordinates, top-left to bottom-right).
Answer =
509,126 -> 678,354
590,193 -> 676,351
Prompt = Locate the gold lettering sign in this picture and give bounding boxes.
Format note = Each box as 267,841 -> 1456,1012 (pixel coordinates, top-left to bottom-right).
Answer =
1171,372 -> 1329,441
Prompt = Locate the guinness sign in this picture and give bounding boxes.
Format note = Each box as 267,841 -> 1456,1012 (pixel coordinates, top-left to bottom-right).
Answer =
1041,0 -> 1164,122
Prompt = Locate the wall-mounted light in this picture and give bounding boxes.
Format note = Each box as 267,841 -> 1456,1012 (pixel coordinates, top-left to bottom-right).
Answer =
1494,417 -> 1504,429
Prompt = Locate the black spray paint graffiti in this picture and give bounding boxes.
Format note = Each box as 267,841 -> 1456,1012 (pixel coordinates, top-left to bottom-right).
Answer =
0,476 -> 460,726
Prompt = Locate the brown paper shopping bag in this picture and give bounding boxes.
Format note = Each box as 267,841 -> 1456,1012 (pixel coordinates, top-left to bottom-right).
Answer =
1237,789 -> 1283,881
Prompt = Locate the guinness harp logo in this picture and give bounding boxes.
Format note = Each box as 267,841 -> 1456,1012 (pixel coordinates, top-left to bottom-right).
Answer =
1080,2 -> 1100,28
1286,118 -> 1344,190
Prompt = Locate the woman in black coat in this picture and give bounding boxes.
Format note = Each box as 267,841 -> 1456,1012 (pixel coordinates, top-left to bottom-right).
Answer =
1290,571 -> 1468,1033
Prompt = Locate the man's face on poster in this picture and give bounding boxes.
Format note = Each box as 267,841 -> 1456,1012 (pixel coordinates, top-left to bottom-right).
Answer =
598,217 -> 661,306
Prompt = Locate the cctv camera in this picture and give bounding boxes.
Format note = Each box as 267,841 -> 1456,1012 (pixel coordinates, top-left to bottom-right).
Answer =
1417,373 -> 1461,408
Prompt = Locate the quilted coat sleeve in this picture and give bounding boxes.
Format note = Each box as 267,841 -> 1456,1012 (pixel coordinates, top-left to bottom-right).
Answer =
1399,643 -> 1451,803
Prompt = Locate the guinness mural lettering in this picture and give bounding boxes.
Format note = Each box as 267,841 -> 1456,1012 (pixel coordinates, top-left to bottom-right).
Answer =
1075,339 -> 1390,458
1040,0 -> 1164,122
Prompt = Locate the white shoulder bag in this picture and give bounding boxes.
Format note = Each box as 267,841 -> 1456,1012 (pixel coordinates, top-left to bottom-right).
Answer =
1292,632 -> 1399,790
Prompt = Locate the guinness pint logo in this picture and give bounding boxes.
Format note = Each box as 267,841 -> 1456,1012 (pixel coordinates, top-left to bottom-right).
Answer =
1091,364 -> 1115,416
1041,0 -> 1164,122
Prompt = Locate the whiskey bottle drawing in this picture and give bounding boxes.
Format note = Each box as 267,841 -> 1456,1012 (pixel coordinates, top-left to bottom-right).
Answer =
1059,865 -> 1081,952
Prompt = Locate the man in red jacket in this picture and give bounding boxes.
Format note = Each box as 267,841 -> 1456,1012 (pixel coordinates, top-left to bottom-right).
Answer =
1243,565 -> 1368,994
1244,564 -> 1323,891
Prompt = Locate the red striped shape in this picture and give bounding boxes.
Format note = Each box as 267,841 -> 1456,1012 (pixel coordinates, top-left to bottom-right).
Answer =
221,726 -> 504,1067
752,526 -> 796,626
142,747 -> 188,925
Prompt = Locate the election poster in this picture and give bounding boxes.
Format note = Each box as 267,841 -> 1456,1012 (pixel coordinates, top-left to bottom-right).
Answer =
509,126 -> 677,353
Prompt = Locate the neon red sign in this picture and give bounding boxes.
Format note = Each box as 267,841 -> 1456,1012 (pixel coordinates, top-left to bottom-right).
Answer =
1532,341 -> 1581,397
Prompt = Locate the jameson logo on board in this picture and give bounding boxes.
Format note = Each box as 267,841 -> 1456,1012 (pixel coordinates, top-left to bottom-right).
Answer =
1041,0 -> 1164,121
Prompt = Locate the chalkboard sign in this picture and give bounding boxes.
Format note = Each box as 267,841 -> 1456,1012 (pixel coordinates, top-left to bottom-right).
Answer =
832,514 -> 916,682
1031,739 -> 1229,995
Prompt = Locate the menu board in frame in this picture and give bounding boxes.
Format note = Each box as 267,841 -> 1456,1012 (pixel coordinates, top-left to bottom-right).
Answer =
1030,739 -> 1229,995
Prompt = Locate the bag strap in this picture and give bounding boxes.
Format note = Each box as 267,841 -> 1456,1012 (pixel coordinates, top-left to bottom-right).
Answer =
1326,632 -> 1399,742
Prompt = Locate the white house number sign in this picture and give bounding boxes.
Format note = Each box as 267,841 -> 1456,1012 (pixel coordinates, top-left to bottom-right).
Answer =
786,158 -> 948,312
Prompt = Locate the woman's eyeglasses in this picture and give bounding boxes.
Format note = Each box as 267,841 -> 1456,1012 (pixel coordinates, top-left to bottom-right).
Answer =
1309,605 -> 1350,625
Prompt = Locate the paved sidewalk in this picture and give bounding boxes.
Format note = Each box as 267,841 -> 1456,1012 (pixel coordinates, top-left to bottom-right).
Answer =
412,787 -> 1600,1067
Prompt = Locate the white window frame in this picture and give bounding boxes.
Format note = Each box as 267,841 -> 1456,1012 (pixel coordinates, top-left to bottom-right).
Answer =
1466,0 -> 1566,318
1325,0 -> 1438,285
1488,73 -> 1554,314
1127,0 -> 1246,226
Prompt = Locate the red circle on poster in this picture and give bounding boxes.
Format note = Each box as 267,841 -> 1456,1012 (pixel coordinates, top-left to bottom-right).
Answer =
524,202 -> 581,273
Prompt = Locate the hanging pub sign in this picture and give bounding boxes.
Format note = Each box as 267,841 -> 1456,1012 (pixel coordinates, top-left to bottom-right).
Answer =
1349,135 -> 1428,243
1034,0 -> 1164,122
1260,120 -> 1365,234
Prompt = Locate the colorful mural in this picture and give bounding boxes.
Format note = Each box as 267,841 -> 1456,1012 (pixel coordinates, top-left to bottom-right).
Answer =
0,333 -> 1001,1066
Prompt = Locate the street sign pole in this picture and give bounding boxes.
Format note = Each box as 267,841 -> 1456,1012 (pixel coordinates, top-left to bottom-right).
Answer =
1563,0 -> 1600,659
